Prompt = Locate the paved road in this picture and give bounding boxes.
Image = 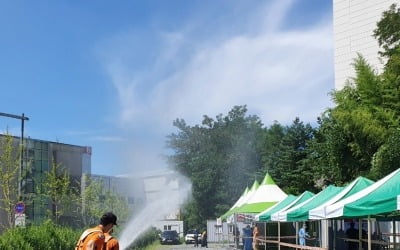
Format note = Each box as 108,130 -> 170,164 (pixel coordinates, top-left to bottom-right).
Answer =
156,243 -> 235,250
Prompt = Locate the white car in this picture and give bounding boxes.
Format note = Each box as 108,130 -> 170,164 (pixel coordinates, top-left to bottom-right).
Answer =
185,229 -> 202,244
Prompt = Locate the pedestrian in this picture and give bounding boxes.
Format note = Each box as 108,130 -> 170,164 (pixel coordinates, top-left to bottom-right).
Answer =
194,229 -> 199,247
233,226 -> 240,248
75,212 -> 118,250
201,230 -> 208,248
104,228 -> 119,250
243,225 -> 252,250
346,222 -> 358,250
252,224 -> 260,250
298,224 -> 310,246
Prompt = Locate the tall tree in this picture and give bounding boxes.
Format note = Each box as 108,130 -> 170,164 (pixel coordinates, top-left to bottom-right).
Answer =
39,159 -> 78,224
167,105 -> 264,229
272,118 -> 315,194
0,134 -> 20,228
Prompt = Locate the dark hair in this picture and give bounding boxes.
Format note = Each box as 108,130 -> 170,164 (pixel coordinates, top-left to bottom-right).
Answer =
100,212 -> 118,226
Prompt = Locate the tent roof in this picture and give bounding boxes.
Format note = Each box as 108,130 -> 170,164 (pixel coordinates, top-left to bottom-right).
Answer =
270,191 -> 314,221
220,186 -> 248,220
236,173 -> 287,213
221,180 -> 259,219
256,195 -> 297,221
286,185 -> 344,222
309,176 -> 374,220
325,168 -> 400,219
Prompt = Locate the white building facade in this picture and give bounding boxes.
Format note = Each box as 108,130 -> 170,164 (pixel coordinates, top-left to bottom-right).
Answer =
333,0 -> 400,89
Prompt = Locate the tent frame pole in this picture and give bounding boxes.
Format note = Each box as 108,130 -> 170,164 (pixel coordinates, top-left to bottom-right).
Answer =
358,219 -> 362,250
278,221 -> 281,250
367,217 -> 371,250
393,220 -> 397,249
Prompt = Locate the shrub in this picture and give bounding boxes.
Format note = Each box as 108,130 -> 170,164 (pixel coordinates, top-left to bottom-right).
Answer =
0,220 -> 80,250
128,227 -> 161,249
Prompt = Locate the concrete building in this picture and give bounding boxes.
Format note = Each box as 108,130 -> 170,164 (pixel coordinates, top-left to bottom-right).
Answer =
333,0 -> 400,89
0,134 -> 91,228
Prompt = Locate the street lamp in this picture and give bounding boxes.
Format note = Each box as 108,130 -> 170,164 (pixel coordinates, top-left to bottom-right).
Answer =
0,112 -> 29,198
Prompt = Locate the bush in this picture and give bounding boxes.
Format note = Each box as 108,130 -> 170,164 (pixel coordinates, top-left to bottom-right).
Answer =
0,220 -> 80,250
128,227 -> 161,249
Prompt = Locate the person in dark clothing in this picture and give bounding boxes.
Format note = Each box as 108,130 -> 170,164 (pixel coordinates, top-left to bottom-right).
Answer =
201,230 -> 208,248
346,222 -> 358,250
243,225 -> 253,250
194,229 -> 199,247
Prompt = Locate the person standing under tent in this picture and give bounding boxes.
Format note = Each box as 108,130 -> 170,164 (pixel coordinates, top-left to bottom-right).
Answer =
243,225 -> 252,250
252,224 -> 260,250
298,224 -> 310,246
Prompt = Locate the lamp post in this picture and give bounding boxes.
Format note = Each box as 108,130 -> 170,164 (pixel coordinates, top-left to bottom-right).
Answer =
0,112 -> 29,199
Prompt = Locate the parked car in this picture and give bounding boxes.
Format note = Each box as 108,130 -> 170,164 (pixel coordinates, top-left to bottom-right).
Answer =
160,230 -> 180,245
185,229 -> 202,244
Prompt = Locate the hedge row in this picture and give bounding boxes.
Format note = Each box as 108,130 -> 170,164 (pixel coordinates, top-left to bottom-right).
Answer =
0,220 -> 80,250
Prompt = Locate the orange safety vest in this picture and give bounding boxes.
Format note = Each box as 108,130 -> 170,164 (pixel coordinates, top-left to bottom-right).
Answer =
75,227 -> 104,250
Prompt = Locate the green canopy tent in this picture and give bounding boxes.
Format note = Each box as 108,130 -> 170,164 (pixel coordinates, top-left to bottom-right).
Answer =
270,191 -> 315,221
309,176 -> 374,220
286,185 -> 344,221
236,173 -> 287,214
324,168 -> 400,219
255,195 -> 297,222
222,180 -> 259,221
220,186 -> 248,220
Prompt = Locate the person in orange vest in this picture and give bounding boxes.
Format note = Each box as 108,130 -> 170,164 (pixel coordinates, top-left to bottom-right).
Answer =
104,228 -> 119,250
75,212 -> 118,250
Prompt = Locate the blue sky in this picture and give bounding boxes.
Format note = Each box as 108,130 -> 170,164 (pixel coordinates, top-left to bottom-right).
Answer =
0,0 -> 333,176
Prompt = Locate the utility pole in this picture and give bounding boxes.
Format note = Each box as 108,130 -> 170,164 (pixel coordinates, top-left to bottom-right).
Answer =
0,112 -> 29,199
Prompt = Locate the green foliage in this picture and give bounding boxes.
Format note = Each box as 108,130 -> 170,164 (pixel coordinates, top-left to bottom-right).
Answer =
81,175 -> 130,227
0,220 -> 80,250
167,105 -> 264,229
374,4 -> 400,59
37,159 -> 79,225
128,227 -> 161,250
261,118 -> 315,194
0,133 -> 20,229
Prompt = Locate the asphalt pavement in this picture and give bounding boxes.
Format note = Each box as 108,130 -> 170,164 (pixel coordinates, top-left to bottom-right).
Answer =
156,243 -> 235,250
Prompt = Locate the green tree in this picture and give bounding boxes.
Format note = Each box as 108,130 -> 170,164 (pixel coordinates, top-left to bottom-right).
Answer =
39,159 -> 78,224
167,105 -> 265,230
305,112 -> 360,187
81,175 -> 130,227
0,133 -> 21,228
271,118 -> 315,194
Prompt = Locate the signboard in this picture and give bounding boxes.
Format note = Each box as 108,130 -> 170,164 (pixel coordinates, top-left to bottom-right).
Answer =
15,214 -> 26,227
15,202 -> 25,214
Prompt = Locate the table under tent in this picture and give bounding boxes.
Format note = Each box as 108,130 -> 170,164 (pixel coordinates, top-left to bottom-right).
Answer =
254,168 -> 400,250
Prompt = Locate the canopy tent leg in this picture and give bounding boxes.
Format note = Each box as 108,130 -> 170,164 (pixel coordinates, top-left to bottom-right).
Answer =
358,219 -> 362,250
393,220 -> 397,249
367,217 -> 371,250
264,222 -> 266,250
322,219 -> 329,248
278,221 -> 281,250
295,221 -> 299,247
333,220 -> 336,250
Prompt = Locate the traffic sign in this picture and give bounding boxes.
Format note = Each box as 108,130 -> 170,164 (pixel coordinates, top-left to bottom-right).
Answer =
15,213 -> 26,227
15,202 -> 25,214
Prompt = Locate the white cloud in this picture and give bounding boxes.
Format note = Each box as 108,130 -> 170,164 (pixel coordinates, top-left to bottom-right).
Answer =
98,0 -> 334,171
104,1 -> 333,129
